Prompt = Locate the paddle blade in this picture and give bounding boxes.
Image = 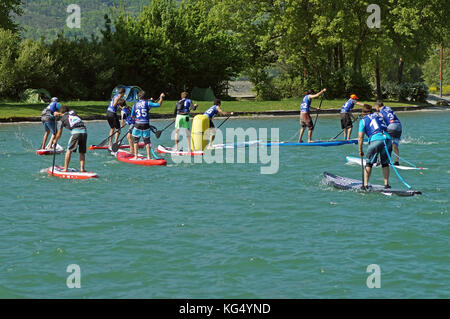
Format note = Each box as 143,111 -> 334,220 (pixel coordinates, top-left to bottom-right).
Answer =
96,137 -> 110,148
155,131 -> 162,139
111,143 -> 120,153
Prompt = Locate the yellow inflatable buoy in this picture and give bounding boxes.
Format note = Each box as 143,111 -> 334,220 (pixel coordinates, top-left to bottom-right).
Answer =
191,115 -> 210,151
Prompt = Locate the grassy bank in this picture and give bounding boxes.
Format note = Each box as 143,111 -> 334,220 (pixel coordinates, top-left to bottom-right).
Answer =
0,98 -> 426,119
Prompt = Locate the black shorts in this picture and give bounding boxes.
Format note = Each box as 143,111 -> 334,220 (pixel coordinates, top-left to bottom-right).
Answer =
107,111 -> 121,129
300,112 -> 314,129
209,120 -> 215,128
340,113 -> 353,129
68,133 -> 87,153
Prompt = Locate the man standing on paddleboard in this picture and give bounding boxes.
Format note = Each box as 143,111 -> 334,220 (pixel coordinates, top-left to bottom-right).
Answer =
375,101 -> 402,166
131,90 -> 165,160
298,88 -> 326,143
204,99 -> 233,148
53,106 -> 88,172
107,87 -> 126,150
119,98 -> 136,155
358,104 -> 393,189
340,94 -> 365,140
40,97 -> 61,150
174,92 -> 198,152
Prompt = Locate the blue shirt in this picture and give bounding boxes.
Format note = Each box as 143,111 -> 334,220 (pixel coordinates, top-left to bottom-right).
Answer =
341,99 -> 357,113
121,107 -> 135,125
131,100 -> 160,124
379,106 -> 401,126
300,95 -> 312,113
107,94 -> 121,113
177,98 -> 192,114
204,105 -> 219,119
42,102 -> 61,119
359,113 -> 391,142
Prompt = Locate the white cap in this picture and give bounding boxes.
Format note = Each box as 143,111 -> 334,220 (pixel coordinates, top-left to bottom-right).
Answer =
51,97 -> 59,102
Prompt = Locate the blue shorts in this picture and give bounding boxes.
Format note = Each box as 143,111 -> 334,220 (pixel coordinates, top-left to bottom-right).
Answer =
366,139 -> 392,166
387,123 -> 402,146
42,121 -> 56,134
132,125 -> 151,144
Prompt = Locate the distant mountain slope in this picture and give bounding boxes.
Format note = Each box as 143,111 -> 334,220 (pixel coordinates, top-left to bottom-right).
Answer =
14,0 -> 149,41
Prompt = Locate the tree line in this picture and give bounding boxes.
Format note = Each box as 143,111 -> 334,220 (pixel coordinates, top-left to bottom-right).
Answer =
1,0 -> 449,101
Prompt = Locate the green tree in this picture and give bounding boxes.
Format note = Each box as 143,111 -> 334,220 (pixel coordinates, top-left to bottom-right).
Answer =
0,0 -> 23,32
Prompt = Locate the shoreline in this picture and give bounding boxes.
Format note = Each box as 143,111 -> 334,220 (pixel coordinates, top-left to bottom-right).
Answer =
0,105 -> 448,124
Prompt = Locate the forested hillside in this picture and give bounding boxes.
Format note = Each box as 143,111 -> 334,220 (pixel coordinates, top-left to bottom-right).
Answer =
15,0 -> 149,40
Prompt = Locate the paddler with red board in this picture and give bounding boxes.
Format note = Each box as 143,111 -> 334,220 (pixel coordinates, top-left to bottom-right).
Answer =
130,91 -> 165,160
53,106 -> 88,172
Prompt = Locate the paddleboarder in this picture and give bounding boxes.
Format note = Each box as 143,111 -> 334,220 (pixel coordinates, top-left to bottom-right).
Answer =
340,94 -> 365,140
119,98 -> 136,155
53,106 -> 88,172
204,99 -> 233,148
358,104 -> 393,189
107,87 -> 126,150
298,88 -> 326,143
40,97 -> 61,150
375,101 -> 402,166
174,92 -> 198,152
131,90 -> 165,160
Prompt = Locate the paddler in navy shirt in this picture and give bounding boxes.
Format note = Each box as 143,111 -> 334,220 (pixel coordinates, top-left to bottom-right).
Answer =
298,88 -> 326,143
107,87 -> 126,150
358,104 -> 392,189
40,97 -> 61,150
340,94 -> 365,140
204,99 -> 233,148
131,90 -> 165,160
375,101 -> 402,166
54,106 -> 88,173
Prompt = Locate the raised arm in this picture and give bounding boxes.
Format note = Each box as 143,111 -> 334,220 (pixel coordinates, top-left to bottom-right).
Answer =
309,88 -> 327,99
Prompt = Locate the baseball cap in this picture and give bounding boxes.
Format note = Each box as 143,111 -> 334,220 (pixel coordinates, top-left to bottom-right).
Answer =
51,97 -> 59,102
350,94 -> 359,100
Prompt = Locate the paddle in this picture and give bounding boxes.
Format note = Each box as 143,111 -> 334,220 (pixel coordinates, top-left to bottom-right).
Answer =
330,115 -> 361,140
313,93 -> 324,129
111,127 -> 133,153
96,124 -> 126,148
361,156 -> 365,190
51,117 -> 57,174
155,120 -> 175,139
217,115 -> 232,129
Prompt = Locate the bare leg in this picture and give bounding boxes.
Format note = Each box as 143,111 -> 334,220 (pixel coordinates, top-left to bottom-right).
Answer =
307,128 -> 313,143
133,142 -> 139,160
382,166 -> 390,187
127,133 -> 134,154
186,130 -> 191,152
175,128 -> 180,150
364,165 -> 372,187
146,144 -> 151,160
80,153 -> 86,172
41,131 -> 50,149
393,144 -> 399,163
63,150 -> 72,172
298,127 -> 305,143
114,130 -> 120,144
108,128 -> 115,147
347,127 -> 353,140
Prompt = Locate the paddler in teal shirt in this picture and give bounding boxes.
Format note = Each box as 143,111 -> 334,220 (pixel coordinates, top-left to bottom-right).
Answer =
358,104 -> 393,189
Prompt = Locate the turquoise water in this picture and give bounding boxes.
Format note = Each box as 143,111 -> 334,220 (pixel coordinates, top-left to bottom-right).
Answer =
0,111 -> 449,298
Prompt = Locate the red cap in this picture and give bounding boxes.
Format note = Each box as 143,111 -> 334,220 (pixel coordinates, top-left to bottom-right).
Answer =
350,94 -> 359,100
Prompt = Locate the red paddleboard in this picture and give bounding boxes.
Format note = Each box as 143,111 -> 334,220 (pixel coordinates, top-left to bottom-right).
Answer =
115,151 -> 167,166
88,142 -> 145,150
36,145 -> 64,155
47,166 -> 98,180
157,145 -> 204,156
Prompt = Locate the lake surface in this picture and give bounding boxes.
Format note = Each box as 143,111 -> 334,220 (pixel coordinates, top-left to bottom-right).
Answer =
0,111 -> 449,298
